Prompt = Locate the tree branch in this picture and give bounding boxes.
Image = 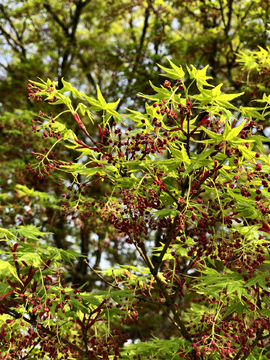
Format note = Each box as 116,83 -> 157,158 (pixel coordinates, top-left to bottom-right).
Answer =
77,53 -> 97,94
152,220 -> 177,276
129,16 -> 137,43
136,241 -> 191,341
225,0 -> 234,35
135,5 -> 150,64
0,23 -> 25,56
43,2 -> 69,36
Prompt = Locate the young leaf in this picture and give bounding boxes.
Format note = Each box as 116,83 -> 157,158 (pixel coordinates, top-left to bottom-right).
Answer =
240,106 -> 265,120
157,58 -> 185,80
224,120 -> 246,141
96,84 -> 107,108
186,64 -> 213,87
14,225 -> 53,240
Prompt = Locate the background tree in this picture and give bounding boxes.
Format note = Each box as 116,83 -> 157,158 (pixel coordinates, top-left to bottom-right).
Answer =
1,0 -> 270,113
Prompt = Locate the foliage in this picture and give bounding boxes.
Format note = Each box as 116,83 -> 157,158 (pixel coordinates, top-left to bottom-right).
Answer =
2,1 -> 270,358
2,57 -> 270,359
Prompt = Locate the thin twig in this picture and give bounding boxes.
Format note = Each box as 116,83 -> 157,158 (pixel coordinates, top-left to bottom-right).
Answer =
85,260 -> 162,306
152,220 -> 177,276
84,260 -> 121,289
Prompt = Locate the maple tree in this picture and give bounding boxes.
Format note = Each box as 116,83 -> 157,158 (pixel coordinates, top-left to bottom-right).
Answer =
2,53 -> 270,359
2,0 -> 270,359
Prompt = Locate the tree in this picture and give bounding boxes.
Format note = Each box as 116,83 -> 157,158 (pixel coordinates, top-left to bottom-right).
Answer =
2,0 -> 270,356
2,56 -> 270,359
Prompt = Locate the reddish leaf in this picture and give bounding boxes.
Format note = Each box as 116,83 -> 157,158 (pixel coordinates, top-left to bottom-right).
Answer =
0,290 -> 15,301
258,221 -> 270,234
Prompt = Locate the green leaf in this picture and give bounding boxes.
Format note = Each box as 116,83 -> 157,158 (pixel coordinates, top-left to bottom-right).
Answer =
105,98 -> 120,110
70,298 -> 89,314
107,109 -> 126,125
200,126 -> 223,141
59,249 -> 85,265
15,184 -> 35,196
0,227 -> 16,241
63,129 -> 77,140
169,144 -> 190,164
96,84 -> 106,108
186,64 -> 213,87
154,209 -> 180,217
28,78 -> 47,89
155,158 -> 182,172
15,185 -> 57,202
14,225 -> 53,240
223,302 -> 244,318
260,309 -> 270,317
254,92 -> 270,105
18,252 -> 43,267
246,275 -> 264,287
240,106 -> 265,120
0,282 -> 12,295
76,103 -> 94,123
0,260 -> 22,284
169,144 -> 183,159
50,120 -> 67,132
59,78 -> 85,99
138,81 -> 179,102
226,281 -> 240,294
191,84 -> 244,110
224,120 -> 246,140
157,58 -> 185,80
83,94 -> 103,111
236,51 -> 259,72
78,293 -> 102,306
